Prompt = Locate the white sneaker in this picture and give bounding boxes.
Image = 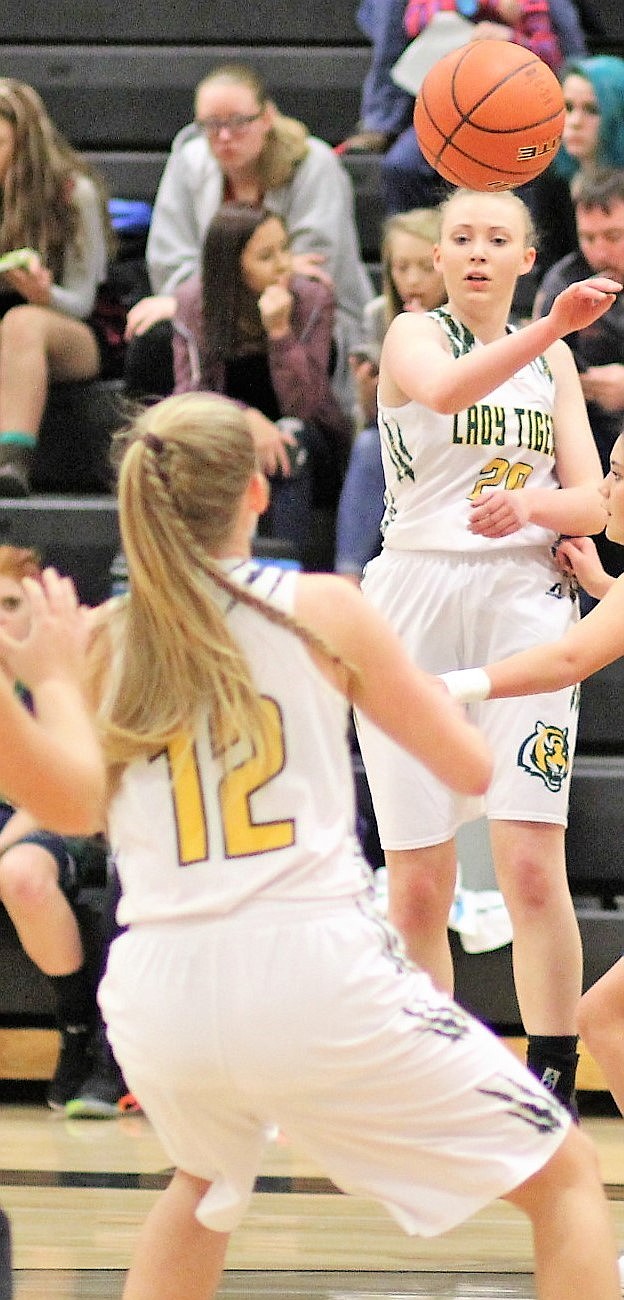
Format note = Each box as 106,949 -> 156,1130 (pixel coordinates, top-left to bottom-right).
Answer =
618,1252 -> 624,1292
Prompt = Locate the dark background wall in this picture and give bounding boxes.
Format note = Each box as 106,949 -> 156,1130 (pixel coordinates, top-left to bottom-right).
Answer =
0,3 -> 369,150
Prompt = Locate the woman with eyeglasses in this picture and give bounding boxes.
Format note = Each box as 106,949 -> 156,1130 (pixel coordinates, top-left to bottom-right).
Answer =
527,55 -> 624,286
124,62 -> 373,419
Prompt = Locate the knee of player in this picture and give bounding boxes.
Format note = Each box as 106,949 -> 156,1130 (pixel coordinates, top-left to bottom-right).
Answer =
391,872 -> 451,932
545,1124 -> 603,1193
509,1123 -> 602,1217
577,983 -> 613,1049
0,847 -> 58,912
505,854 -> 554,913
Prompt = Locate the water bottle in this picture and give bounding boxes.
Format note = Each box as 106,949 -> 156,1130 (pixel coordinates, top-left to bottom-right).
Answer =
109,550 -> 129,598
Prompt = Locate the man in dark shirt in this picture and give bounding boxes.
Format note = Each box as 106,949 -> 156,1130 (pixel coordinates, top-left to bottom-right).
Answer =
535,169 -> 624,578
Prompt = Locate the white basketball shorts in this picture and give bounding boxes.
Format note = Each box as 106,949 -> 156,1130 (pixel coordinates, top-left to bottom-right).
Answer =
357,546 -> 580,849
99,896 -> 569,1236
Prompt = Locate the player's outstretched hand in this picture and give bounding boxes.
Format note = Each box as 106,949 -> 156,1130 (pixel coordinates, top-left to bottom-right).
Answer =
0,569 -> 89,690
549,276 -> 622,337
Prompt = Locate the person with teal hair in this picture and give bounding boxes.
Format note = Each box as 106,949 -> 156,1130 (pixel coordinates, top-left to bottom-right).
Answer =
553,55 -> 624,181
528,54 -> 624,284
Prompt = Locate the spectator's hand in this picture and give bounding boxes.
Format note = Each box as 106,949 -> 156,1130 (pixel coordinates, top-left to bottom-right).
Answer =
549,276 -> 621,337
470,20 -> 514,41
349,355 -> 379,426
580,364 -> 624,413
555,536 -> 614,600
495,0 -> 522,23
5,253 -> 52,305
125,294 -> 177,339
291,252 -> 333,288
258,283 -> 294,338
468,488 -> 530,537
0,570 -> 89,690
244,408 -> 296,477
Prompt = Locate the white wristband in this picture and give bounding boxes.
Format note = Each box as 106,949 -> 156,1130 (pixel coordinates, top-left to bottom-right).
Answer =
440,668 -> 492,703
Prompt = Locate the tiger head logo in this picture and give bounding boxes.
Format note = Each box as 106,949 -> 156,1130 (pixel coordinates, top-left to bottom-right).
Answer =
517,722 -> 570,792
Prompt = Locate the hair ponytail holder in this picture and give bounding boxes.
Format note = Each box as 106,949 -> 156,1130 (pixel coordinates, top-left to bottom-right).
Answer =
143,433 -> 164,454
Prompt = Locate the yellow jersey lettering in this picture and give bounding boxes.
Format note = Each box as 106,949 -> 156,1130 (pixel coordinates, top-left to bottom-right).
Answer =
453,405 -> 506,447
469,458 -> 534,500
153,695 -> 294,868
152,735 -> 209,866
217,698 -> 295,858
515,408 -> 555,457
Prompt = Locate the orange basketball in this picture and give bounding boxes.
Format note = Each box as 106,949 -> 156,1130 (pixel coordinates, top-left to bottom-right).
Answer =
413,40 -> 565,191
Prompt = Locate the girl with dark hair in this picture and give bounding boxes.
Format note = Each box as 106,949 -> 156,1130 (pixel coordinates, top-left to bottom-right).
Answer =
172,204 -> 352,567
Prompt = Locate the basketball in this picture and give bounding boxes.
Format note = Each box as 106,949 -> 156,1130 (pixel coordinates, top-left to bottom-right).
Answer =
413,41 -> 565,191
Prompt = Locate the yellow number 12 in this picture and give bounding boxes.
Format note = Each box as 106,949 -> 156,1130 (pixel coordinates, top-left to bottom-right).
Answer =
153,696 -> 295,866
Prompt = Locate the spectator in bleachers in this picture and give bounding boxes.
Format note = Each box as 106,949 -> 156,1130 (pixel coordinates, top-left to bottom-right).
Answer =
527,55 -> 624,285
0,80 -> 124,497
335,208 -> 445,580
124,61 -> 374,417
172,205 -> 352,568
533,168 -> 624,586
339,0 -> 587,215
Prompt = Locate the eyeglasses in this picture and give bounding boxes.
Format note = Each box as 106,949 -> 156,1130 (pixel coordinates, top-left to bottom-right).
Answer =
564,100 -> 600,116
195,111 -> 263,137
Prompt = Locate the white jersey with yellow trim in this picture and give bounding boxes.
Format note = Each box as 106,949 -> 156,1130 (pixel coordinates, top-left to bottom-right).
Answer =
379,307 -> 559,553
108,561 -> 369,926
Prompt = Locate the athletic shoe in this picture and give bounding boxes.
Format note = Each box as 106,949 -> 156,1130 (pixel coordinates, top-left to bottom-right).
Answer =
0,445 -> 33,497
65,1050 -> 141,1119
46,1026 -> 92,1111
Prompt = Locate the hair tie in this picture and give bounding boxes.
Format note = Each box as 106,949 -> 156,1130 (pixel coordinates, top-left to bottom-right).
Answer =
143,432 -> 164,454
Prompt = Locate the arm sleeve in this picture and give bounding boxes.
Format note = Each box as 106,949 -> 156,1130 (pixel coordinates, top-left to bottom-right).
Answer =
360,0 -> 414,133
268,281 -> 335,418
547,0 -> 587,57
49,176 -> 108,318
268,281 -> 353,446
146,128 -> 209,294
277,145 -> 360,283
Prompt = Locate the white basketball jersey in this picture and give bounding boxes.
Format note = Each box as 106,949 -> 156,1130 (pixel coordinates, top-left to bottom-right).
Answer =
379,307 -> 559,553
108,562 -> 369,925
